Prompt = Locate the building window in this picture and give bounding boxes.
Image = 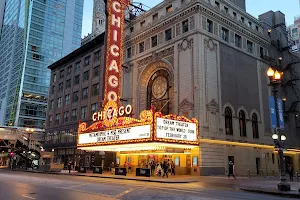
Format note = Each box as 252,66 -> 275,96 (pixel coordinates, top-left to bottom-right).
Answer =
92,84 -> 99,96
72,109 -> 77,121
73,91 -> 78,102
247,40 -> 253,53
235,34 -> 242,48
83,70 -> 89,81
151,35 -> 158,47
94,51 -> 100,62
57,97 -> 62,108
153,13 -> 158,21
59,83 -> 63,91
260,47 -> 264,57
165,28 -> 172,41
241,17 -> 245,23
75,61 -> 81,72
67,66 -> 72,75
52,86 -> 55,94
64,111 -> 69,123
60,69 -> 64,79
215,1 -> 220,9
55,114 -> 60,125
82,88 -> 88,100
66,79 -> 71,88
182,20 -> 189,33
224,6 -> 228,14
233,12 -> 237,18
49,115 -> 52,125
84,56 -> 90,66
166,5 -> 172,13
256,26 -> 259,32
127,47 -> 132,58
221,27 -> 229,42
74,75 -> 80,85
139,42 -> 144,53
239,110 -> 247,137
140,20 -> 145,27
65,94 -> 70,105
81,106 -> 87,120
206,19 -> 213,33
252,114 -> 259,138
248,21 -> 252,28
94,66 -> 99,77
130,26 -> 134,32
225,107 -> 233,135
91,103 -> 98,115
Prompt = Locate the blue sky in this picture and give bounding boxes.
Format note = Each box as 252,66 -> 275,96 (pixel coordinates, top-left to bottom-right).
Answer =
81,0 -> 299,37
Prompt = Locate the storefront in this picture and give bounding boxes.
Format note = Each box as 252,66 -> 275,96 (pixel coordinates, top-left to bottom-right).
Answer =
77,102 -> 199,175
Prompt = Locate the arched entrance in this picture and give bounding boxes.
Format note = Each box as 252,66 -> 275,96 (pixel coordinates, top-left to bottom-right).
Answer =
137,60 -> 174,114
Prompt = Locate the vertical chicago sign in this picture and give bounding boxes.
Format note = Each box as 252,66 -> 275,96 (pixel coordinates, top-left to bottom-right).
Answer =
103,0 -> 130,106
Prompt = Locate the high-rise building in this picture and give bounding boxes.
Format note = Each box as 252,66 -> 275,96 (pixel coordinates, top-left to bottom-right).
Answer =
0,0 -> 5,36
0,0 -> 84,129
81,0 -> 106,46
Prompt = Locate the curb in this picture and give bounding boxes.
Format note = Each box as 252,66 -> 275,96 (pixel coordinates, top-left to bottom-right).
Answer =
5,169 -> 198,184
239,187 -> 300,199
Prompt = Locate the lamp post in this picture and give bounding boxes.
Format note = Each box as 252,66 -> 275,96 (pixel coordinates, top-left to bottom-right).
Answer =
25,128 -> 34,169
267,67 -> 290,191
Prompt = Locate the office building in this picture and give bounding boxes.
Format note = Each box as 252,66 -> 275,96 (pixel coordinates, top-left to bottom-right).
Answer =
0,0 -> 84,129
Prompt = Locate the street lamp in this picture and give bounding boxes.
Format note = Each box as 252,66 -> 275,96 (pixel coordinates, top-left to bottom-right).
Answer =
25,128 -> 34,169
267,67 -> 290,191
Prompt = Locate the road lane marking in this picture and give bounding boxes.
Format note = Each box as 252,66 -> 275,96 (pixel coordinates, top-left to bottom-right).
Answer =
114,188 -> 134,198
64,183 -> 90,189
21,195 -> 36,199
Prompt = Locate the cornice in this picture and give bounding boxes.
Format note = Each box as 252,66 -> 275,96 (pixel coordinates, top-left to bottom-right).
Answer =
124,1 -> 270,48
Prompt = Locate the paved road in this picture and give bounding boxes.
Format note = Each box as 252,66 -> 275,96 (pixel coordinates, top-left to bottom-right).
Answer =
0,170 -> 292,200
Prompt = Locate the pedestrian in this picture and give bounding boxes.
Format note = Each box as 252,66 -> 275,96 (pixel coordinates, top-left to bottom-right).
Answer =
110,162 -> 115,174
128,162 -> 132,173
156,163 -> 162,177
162,161 -> 169,178
288,165 -> 294,181
171,161 -> 175,176
151,161 -> 156,176
68,162 -> 71,174
228,161 -> 235,179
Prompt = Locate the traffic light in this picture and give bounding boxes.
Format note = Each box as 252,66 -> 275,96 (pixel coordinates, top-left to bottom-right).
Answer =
9,152 -> 14,157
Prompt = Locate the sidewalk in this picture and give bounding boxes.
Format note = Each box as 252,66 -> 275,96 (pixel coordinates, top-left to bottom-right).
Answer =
239,180 -> 300,198
8,168 -> 200,183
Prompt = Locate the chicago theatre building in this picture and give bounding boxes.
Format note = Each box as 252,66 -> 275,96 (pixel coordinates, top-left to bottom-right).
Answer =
46,0 -> 299,176
119,0 -> 278,176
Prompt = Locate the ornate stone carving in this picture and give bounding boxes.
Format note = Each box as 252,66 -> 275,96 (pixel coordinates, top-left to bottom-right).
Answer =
206,99 -> 219,113
190,15 -> 195,30
176,23 -> 181,37
179,98 -> 194,111
178,38 -> 193,52
158,32 -> 164,44
202,16 -> 207,30
122,63 -> 132,73
164,56 -> 174,67
204,39 -> 217,51
132,45 -> 135,56
145,38 -> 150,50
137,47 -> 174,67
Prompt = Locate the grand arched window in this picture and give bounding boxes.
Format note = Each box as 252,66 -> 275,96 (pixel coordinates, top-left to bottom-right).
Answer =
239,110 -> 247,137
225,107 -> 233,135
147,70 -> 170,115
252,114 -> 259,138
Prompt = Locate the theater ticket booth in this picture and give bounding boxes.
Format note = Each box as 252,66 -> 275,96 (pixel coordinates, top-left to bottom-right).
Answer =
77,102 -> 200,175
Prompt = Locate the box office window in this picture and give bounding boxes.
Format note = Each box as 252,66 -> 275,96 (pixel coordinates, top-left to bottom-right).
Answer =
174,156 -> 180,166
192,156 -> 198,166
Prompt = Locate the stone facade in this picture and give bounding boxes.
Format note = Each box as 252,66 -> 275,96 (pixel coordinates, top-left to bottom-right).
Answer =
121,0 -> 286,176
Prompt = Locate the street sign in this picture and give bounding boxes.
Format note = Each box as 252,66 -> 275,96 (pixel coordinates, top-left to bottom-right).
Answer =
269,96 -> 284,129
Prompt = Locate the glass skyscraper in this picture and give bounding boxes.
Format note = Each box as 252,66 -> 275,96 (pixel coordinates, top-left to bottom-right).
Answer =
0,0 -> 84,129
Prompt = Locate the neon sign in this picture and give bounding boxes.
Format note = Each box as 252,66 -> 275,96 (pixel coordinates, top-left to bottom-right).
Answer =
103,0 -> 129,105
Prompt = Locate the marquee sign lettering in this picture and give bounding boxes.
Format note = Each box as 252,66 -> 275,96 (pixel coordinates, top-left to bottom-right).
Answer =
103,0 -> 130,105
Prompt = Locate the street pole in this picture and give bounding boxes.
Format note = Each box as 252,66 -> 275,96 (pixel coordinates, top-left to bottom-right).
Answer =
273,87 -> 290,191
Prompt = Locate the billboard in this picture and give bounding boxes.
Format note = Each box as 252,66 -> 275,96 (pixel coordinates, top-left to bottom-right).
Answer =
291,26 -> 299,40
269,96 -> 284,129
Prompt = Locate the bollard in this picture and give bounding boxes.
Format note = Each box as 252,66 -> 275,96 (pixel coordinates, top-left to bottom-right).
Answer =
296,172 -> 299,182
247,169 -> 250,178
260,169 -> 264,177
